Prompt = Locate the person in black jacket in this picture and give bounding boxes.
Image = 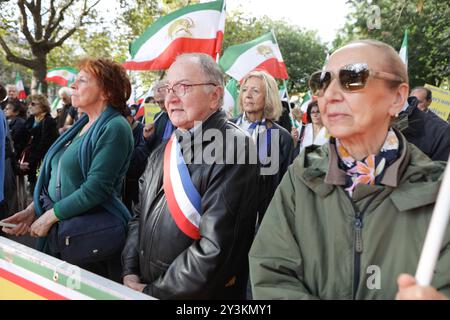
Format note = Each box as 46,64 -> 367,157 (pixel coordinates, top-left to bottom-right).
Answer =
0,84 -> 27,119
123,106 -> 146,211
121,53 -> 259,299
55,87 -> 73,133
394,96 -> 450,161
231,70 -> 293,224
21,94 -> 59,193
4,102 -> 29,160
276,100 -> 292,132
142,80 -> 176,153
0,83 -> 6,101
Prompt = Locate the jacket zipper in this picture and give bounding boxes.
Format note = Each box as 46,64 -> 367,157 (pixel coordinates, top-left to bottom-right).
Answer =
348,190 -> 381,300
353,209 -> 363,299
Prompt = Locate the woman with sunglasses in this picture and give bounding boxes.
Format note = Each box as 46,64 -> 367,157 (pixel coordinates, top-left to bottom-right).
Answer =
249,39 -> 449,300
21,95 -> 59,193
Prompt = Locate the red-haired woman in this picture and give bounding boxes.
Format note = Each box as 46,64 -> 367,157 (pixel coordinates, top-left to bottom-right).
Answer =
2,58 -> 134,282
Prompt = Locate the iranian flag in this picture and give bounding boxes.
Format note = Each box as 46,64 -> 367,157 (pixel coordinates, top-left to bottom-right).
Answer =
223,78 -> 239,117
219,31 -> 289,81
15,73 -> 27,100
398,29 -> 408,69
45,67 -> 77,87
123,0 -> 226,71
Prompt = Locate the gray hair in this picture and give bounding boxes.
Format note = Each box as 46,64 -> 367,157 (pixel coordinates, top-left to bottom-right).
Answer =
152,80 -> 166,92
174,53 -> 224,106
58,87 -> 72,97
6,84 -> 17,91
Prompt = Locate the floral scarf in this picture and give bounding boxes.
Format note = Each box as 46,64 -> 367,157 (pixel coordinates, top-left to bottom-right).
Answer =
336,129 -> 400,197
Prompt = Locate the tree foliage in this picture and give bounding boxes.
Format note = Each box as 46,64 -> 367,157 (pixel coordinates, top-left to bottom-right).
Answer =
334,0 -> 449,88
0,0 -> 101,95
1,0 -> 328,96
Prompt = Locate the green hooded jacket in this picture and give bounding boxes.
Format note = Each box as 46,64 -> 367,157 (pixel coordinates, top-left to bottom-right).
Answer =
249,133 -> 450,299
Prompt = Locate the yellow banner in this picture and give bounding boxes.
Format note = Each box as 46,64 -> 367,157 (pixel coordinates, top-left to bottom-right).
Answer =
0,277 -> 46,300
144,103 -> 161,124
424,84 -> 450,121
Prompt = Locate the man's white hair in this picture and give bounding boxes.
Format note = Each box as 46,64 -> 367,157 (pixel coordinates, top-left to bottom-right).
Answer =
58,87 -> 73,97
6,84 -> 17,91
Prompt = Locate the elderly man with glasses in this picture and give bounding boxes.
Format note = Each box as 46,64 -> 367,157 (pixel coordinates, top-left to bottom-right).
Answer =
121,53 -> 259,299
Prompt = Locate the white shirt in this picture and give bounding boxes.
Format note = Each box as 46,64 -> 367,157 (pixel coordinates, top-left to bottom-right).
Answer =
298,123 -> 328,152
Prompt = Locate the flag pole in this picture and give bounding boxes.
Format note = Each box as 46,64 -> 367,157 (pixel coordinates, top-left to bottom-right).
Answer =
271,29 -> 294,127
415,156 -> 450,285
283,79 -> 296,128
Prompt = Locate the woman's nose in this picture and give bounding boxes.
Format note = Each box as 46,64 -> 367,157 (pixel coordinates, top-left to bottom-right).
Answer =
322,78 -> 344,104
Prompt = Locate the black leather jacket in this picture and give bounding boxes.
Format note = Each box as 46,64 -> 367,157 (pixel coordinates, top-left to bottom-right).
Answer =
122,110 -> 259,299
395,96 -> 450,161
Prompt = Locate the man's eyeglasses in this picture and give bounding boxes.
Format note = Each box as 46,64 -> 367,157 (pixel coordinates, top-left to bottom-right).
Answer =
309,63 -> 404,97
159,82 -> 217,97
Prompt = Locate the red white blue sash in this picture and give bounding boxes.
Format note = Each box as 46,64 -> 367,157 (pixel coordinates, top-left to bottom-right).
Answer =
163,134 -> 202,240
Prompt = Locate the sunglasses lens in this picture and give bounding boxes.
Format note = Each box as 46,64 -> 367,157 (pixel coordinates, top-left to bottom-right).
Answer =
339,64 -> 370,92
309,71 -> 331,96
308,72 -> 321,95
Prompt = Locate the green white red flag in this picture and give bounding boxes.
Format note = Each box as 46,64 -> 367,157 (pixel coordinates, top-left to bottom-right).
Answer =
223,78 -> 239,117
123,0 -> 226,71
399,29 -> 408,69
219,31 -> 289,81
15,73 -> 27,100
45,67 -> 77,87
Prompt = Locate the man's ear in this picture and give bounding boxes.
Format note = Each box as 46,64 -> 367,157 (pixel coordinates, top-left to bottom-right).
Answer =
210,86 -> 223,110
388,83 -> 409,117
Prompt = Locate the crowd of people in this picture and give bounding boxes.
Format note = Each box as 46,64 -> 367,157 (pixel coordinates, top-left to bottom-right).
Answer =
0,38 -> 449,300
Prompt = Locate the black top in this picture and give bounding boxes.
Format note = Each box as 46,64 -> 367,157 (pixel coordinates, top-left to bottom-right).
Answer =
398,97 -> 450,161
24,113 -> 59,171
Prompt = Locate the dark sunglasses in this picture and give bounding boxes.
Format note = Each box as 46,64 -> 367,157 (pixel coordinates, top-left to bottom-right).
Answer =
309,63 -> 404,96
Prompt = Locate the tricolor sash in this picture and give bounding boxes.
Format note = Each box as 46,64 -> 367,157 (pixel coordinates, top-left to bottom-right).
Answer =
163,134 -> 202,239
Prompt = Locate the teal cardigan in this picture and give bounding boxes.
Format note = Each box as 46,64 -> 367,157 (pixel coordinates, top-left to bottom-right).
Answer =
34,106 -> 133,250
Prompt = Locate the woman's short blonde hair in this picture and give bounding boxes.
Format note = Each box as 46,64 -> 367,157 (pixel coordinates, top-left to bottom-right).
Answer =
238,70 -> 282,121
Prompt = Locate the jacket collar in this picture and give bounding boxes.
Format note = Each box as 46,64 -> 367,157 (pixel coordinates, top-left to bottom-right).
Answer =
174,109 -> 228,161
175,109 -> 227,141
295,129 -> 444,211
324,129 -> 409,188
